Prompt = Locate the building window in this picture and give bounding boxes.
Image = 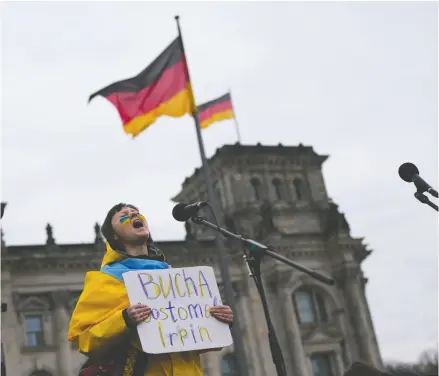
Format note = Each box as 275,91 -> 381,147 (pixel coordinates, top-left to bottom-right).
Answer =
24,315 -> 45,347
250,178 -> 263,201
272,178 -> 284,200
293,178 -> 305,200
220,353 -> 239,376
293,288 -> 328,324
311,353 -> 335,376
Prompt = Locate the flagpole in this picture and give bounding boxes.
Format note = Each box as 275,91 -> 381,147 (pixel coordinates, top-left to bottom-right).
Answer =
229,89 -> 242,143
174,16 -> 249,376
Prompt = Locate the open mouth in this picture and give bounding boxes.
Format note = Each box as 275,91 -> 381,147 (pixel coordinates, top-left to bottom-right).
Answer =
132,218 -> 144,229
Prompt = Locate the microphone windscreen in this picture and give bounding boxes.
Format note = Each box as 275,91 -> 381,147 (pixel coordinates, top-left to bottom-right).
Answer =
398,162 -> 419,182
172,203 -> 189,222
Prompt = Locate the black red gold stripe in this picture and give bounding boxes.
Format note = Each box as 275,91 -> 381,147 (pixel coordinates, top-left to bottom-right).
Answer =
89,37 -> 195,137
197,93 -> 234,129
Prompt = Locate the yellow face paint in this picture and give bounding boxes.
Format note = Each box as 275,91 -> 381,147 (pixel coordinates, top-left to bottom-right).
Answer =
137,214 -> 147,223
119,214 -> 147,225
120,216 -> 130,225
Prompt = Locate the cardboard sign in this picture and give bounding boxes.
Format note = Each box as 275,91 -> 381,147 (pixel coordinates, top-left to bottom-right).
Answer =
122,266 -> 233,354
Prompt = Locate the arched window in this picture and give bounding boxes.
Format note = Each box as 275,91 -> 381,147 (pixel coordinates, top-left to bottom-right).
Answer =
220,353 -> 239,376
293,178 -> 305,201
293,287 -> 328,324
251,178 -> 263,201
272,178 -> 284,200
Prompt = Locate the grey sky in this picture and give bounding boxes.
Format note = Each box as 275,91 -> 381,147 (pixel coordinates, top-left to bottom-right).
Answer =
2,1 -> 437,365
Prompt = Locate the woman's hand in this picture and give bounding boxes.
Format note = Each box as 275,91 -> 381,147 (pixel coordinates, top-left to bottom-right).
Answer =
210,305 -> 233,324
127,304 -> 151,324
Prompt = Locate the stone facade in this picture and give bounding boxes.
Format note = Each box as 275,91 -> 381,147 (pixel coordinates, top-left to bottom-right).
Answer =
1,143 -> 383,376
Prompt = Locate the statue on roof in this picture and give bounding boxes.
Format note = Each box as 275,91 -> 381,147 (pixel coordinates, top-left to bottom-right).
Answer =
46,223 -> 55,245
94,222 -> 103,244
1,202 -> 6,219
1,228 -> 5,250
339,212 -> 350,233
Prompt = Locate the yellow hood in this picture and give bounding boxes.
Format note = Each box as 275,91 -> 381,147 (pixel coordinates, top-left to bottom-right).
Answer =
100,242 -> 127,268
68,242 -> 128,343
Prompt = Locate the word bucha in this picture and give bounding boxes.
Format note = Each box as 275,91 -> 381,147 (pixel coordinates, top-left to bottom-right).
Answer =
137,269 -> 213,300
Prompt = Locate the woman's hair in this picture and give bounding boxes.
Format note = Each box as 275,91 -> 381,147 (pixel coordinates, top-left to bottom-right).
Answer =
101,203 -> 165,260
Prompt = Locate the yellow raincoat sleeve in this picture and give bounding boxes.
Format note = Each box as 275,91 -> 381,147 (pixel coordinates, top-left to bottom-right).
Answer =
68,271 -> 132,356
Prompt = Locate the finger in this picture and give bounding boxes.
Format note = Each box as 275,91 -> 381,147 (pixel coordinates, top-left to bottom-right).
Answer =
212,306 -> 231,312
133,304 -> 150,311
133,307 -> 151,315
133,304 -> 150,309
212,314 -> 233,321
210,307 -> 227,313
135,312 -> 150,322
215,313 -> 232,318
138,310 -> 150,318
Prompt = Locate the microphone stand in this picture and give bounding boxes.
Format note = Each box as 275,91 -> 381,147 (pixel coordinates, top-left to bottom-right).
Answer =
191,216 -> 335,376
414,192 -> 438,212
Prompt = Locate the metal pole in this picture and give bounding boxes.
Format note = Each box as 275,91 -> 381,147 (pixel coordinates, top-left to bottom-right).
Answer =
229,89 -> 242,143
175,16 -> 249,376
1,204 -> 6,376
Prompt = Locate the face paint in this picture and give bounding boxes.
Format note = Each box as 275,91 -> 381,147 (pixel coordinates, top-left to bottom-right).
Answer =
120,214 -> 147,225
120,216 -> 130,225
137,214 -> 147,223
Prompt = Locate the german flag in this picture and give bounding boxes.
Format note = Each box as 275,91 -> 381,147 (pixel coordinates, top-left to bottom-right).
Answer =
197,93 -> 235,129
89,37 -> 195,137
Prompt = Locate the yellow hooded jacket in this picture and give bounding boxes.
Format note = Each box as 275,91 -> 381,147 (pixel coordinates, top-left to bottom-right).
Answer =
68,243 -> 204,376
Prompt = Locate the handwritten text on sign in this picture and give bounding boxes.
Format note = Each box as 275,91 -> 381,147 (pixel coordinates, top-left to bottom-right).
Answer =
123,266 -> 233,354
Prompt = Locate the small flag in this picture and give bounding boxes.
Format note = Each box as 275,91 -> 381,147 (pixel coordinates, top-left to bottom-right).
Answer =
197,93 -> 234,129
89,37 -> 195,137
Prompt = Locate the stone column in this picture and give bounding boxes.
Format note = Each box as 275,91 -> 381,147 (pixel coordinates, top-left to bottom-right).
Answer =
338,268 -> 381,368
2,285 -> 22,376
334,348 -> 345,376
223,174 -> 234,209
51,291 -> 72,376
359,281 -> 384,368
280,289 -> 311,376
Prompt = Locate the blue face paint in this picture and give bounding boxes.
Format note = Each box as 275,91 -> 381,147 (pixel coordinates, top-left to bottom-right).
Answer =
120,214 -> 147,225
120,216 -> 130,225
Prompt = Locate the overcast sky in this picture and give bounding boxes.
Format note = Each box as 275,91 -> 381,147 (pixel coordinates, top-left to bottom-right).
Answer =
1,1 -> 437,365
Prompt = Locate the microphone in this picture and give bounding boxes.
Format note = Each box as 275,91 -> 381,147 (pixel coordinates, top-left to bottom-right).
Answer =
398,162 -> 438,198
172,202 -> 208,222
